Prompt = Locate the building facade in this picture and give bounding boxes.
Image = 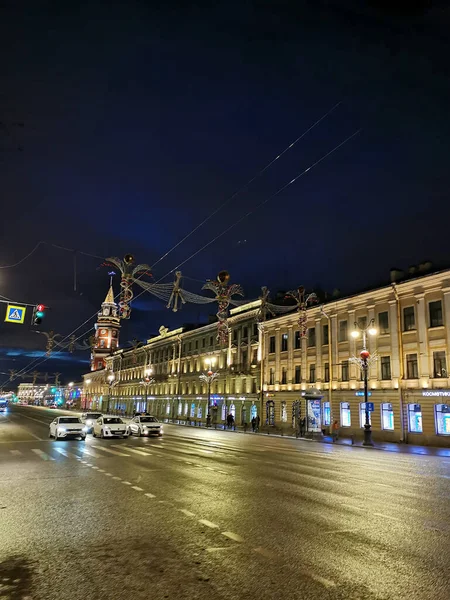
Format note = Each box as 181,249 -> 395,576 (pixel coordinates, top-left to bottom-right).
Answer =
90,285 -> 121,371
261,270 -> 450,447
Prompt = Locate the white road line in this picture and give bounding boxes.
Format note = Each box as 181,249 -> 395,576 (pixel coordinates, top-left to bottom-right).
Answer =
131,486 -> 143,491
98,469 -> 106,473
105,472 -> 113,476
91,466 -> 99,470
205,466 -> 215,471
198,519 -> 219,529
145,493 -> 156,498
122,481 -> 132,485
217,470 -> 228,475
373,512 -> 402,522
91,445 -> 130,457
323,528 -> 359,535
113,445 -> 150,456
112,476 -> 121,480
221,531 -> 244,542
31,449 -> 55,461
10,450 -> 23,456
54,448 -> 70,458
179,509 -> 195,517
299,569 -> 336,589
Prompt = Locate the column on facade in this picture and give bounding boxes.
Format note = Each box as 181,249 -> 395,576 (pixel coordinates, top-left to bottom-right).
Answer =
388,300 -> 400,383
416,294 -> 429,379
275,328 -> 281,385
348,310 -> 358,382
287,325 -> 294,383
331,315 -> 338,383
443,290 -> 450,375
315,318 -> 322,383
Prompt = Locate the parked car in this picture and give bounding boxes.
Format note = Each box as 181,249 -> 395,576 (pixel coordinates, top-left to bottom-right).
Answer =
128,415 -> 163,437
49,417 -> 87,440
93,416 -> 128,439
80,412 -> 103,433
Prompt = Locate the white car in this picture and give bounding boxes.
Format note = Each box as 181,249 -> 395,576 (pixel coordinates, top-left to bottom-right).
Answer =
49,416 -> 87,440
80,412 -> 103,433
93,416 -> 129,438
128,415 -> 163,437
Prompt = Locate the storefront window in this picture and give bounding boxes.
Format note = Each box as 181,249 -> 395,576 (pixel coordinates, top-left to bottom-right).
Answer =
381,402 -> 394,430
184,402 -> 188,416
229,403 -> 236,418
221,404 -> 227,421
178,401 -> 183,415
435,404 -> 450,435
166,401 -> 171,415
190,403 -> 196,418
359,403 -> 372,428
322,402 -> 331,426
250,404 -> 257,420
408,404 -> 423,433
281,401 -> 287,422
197,405 -> 203,419
340,402 -> 351,427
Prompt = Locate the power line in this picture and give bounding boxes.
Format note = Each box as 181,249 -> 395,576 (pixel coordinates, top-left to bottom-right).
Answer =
0,241 -> 105,269
149,101 -> 342,271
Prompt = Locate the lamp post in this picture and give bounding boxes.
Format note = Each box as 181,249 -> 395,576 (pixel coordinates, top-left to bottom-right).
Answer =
351,319 -> 377,447
67,382 -> 74,408
140,368 -> 155,414
84,378 -> 91,410
106,373 -> 116,414
200,357 -> 218,427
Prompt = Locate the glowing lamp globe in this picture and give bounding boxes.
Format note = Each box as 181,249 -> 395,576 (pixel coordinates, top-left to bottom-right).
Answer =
360,349 -> 370,360
207,370 -> 213,376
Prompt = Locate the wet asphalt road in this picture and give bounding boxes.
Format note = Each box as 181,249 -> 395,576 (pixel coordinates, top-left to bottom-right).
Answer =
1,405 -> 450,600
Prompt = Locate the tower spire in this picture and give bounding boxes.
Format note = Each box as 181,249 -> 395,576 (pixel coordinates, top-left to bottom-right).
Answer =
91,281 -> 121,371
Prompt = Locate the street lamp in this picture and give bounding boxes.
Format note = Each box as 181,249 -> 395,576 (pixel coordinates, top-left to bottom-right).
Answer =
200,357 -> 218,427
107,373 -> 116,414
84,378 -> 92,410
350,319 -> 377,447
140,367 -> 155,413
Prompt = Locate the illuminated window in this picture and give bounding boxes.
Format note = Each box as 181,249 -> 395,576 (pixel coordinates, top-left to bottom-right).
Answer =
435,404 -> 450,435
322,401 -> 331,426
229,404 -> 236,418
408,404 -> 422,433
281,401 -> 287,422
340,402 -> 351,427
250,404 -> 257,419
359,403 -> 372,428
381,403 -> 394,430
433,351 -> 447,378
281,334 -> 288,352
184,402 -> 188,416
197,405 -> 203,419
166,401 -> 170,415
190,403 -> 195,418
178,402 -> 183,415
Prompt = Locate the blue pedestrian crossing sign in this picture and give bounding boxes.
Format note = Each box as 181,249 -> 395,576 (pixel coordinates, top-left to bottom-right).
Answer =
5,304 -> 27,324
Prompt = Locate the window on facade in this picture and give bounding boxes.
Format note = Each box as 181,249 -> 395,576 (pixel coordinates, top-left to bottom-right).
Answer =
202,338 -> 205,347
340,402 -> 351,427
281,401 -> 287,422
323,324 -> 329,345
308,328 -> 316,347
408,404 -> 423,433
433,351 -> 447,378
188,342 -> 192,352
269,336 -> 276,354
435,404 -> 450,435
269,368 -> 275,385
253,323 -> 258,336
403,306 -> 415,331
294,330 -> 301,349
281,368 -> 287,384
197,405 -> 203,419
243,327 -> 248,338
406,354 -> 419,379
295,365 -> 301,384
195,340 -> 199,350
429,300 -> 443,328
322,402 -> 331,426
357,316 -> 367,330
190,403 -> 196,418
309,364 -> 316,383
233,330 -> 237,341
338,320 -> 348,342
341,360 -> 349,382
324,362 -> 330,382
242,350 -> 248,366
381,403 -> 394,430
281,333 -> 288,352
359,403 -> 372,427
381,356 -> 391,380
209,336 -> 214,346
378,311 -> 389,335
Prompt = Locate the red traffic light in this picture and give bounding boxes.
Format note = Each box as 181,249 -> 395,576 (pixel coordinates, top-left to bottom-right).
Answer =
36,304 -> 45,312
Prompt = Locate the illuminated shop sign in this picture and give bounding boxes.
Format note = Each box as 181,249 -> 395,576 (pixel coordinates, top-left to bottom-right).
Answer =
422,390 -> 450,397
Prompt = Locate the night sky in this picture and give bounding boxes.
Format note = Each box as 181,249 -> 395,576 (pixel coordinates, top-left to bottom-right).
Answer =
1,1 -> 449,385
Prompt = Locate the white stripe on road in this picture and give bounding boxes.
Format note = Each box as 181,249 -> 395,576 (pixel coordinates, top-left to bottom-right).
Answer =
32,449 -> 55,461
114,445 -> 150,456
122,481 -> 132,485
91,445 -> 130,457
145,493 -> 156,498
198,519 -> 219,529
131,486 -> 143,491
221,531 -> 244,542
112,476 -> 121,480
10,450 -> 23,456
179,509 -> 195,517
104,472 -> 113,476
54,448 -> 80,459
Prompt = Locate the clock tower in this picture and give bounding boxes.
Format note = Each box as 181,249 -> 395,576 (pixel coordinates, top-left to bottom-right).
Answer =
91,284 -> 121,371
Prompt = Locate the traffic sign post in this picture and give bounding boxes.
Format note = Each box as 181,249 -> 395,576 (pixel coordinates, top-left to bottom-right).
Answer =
4,304 -> 27,324
366,402 -> 375,412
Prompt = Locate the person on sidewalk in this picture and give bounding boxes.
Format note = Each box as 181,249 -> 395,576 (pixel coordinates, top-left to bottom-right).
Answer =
332,420 -> 339,442
300,417 -> 306,437
256,414 -> 260,432
251,416 -> 256,432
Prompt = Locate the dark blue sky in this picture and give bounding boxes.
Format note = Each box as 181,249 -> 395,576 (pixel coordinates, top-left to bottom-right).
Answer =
1,1 -> 449,383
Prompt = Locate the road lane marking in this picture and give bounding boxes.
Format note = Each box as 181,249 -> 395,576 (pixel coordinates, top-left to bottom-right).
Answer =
10,450 -> 23,456
253,547 -> 276,559
91,466 -> 99,470
114,445 -> 150,456
179,509 -> 195,517
373,512 -> 402,522
105,472 -> 113,476
112,476 -> 121,480
54,448 -> 79,459
221,531 -> 244,542
131,486 -> 143,491
206,547 -> 232,553
91,445 -> 130,457
145,493 -> 156,498
122,481 -> 132,485
31,449 -> 55,461
97,469 -> 106,472
198,519 -> 219,529
299,569 -> 336,589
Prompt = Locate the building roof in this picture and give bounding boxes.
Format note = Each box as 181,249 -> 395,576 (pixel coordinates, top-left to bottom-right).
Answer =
103,286 -> 115,304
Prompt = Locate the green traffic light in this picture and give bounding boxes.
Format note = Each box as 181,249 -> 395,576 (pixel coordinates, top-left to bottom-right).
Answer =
36,311 -> 44,318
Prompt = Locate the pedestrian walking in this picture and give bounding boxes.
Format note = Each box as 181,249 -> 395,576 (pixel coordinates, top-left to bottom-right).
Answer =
251,416 -> 256,432
256,414 -> 260,432
332,420 -> 339,442
227,413 -> 232,429
300,417 -> 306,437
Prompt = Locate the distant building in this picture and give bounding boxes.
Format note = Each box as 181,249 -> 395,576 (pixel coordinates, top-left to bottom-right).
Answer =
90,285 -> 120,371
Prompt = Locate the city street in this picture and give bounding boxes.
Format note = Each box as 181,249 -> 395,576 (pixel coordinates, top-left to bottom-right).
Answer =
1,405 -> 450,600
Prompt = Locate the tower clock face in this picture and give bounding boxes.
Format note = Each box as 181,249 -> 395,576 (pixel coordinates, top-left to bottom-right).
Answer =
100,329 -> 107,335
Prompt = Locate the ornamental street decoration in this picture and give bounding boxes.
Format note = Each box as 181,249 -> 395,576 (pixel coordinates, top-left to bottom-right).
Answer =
285,286 -> 318,337
202,271 -> 244,345
104,254 -> 152,320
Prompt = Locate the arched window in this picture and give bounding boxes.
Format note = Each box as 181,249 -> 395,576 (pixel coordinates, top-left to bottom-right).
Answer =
230,404 -> 236,418
250,404 -> 257,420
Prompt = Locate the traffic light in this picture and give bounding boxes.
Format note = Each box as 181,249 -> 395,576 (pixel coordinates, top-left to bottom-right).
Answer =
33,304 -> 45,326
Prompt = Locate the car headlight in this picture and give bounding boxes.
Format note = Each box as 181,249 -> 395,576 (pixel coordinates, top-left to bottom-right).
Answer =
82,426 -> 88,432
86,420 -> 92,425
58,427 -> 67,432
